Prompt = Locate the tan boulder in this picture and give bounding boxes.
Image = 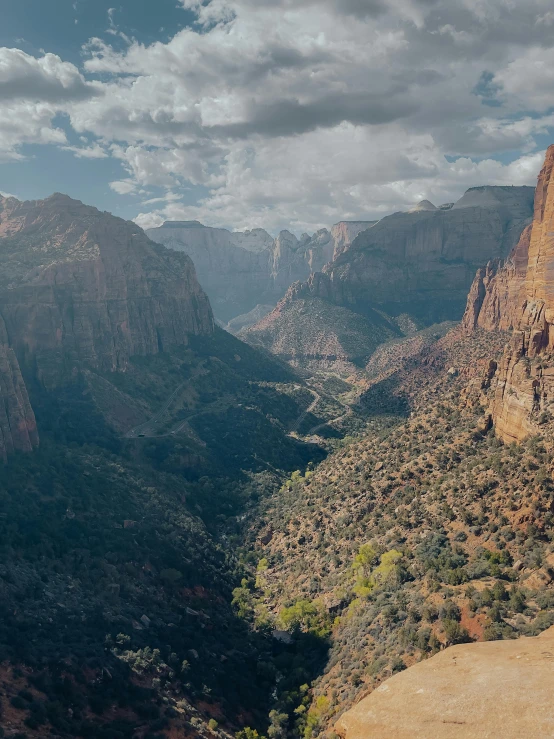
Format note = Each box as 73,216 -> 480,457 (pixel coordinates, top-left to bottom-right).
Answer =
335,627 -> 554,739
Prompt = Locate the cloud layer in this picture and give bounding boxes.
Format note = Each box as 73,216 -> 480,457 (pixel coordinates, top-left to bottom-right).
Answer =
2,0 -> 554,231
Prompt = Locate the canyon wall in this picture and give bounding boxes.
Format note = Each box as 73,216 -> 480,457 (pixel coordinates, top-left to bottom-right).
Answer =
245,187 -> 534,371
0,194 -> 214,390
302,186 -> 535,324
0,194 -> 215,455
463,147 -> 554,442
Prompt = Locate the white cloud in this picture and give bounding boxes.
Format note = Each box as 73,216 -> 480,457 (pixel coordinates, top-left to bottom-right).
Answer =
2,0 -> 554,229
0,100 -> 68,161
494,47 -> 554,111
109,179 -> 138,195
0,47 -> 100,102
61,143 -> 108,158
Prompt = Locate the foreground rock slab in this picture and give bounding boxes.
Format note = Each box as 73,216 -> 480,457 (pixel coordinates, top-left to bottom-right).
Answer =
335,626 -> 554,739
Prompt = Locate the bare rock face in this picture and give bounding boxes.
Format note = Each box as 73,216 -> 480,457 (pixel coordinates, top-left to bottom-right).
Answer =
462,224 -> 531,333
408,199 -> 437,213
335,626 -> 554,739
330,221 -> 378,260
305,186 -> 534,324
0,194 -> 214,391
0,316 -> 38,460
147,220 -> 375,322
462,147 -> 554,442
147,221 -> 274,322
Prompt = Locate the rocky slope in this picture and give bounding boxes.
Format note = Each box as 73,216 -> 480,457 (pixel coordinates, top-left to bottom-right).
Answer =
239,325 -> 554,736
147,220 -> 374,322
243,284 -> 401,373
463,147 -> 554,443
0,194 -> 214,391
336,626 -> 554,738
292,186 -> 534,324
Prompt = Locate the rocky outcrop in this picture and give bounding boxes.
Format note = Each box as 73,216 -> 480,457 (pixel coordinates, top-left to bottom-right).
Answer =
463,147 -> 554,442
303,186 -> 534,324
0,194 -> 214,390
0,316 -> 38,460
147,220 -> 375,322
330,221 -> 378,259
335,626 -> 554,739
461,225 -> 531,333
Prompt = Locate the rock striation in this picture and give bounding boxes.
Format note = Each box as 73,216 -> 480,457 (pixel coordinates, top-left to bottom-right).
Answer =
0,193 -> 215,455
296,186 -> 534,324
335,626 -> 554,739
463,147 -> 554,442
147,220 -> 374,322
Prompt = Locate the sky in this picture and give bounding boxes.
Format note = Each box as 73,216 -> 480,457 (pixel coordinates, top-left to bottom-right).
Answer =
1,0 -> 554,235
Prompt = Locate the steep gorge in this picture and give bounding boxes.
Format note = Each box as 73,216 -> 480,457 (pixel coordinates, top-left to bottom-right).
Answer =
244,187 -> 534,373
147,219 -> 374,323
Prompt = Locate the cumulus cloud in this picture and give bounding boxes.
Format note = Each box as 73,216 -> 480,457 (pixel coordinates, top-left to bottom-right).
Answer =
0,100 -> 68,161
2,0 -> 554,229
0,48 -> 100,102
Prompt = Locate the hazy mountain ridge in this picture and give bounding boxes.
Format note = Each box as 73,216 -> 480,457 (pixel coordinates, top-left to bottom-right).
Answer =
147,219 -> 373,322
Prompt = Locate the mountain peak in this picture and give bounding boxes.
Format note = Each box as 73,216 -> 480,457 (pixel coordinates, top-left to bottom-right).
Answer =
408,199 -> 437,213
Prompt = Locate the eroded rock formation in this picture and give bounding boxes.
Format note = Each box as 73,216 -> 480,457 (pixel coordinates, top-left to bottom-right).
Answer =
0,316 -> 38,460
463,147 -> 554,442
0,194 -> 214,390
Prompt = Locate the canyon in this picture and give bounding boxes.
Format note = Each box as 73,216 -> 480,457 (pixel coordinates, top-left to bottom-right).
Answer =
147,219 -> 374,323
1,159 -> 554,739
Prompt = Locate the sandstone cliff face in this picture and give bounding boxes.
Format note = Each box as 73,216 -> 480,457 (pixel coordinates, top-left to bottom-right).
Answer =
463,147 -> 554,442
147,220 -> 374,322
330,221 -> 377,260
0,194 -> 214,390
461,224 -> 531,333
0,194 -> 214,457
306,186 -> 534,323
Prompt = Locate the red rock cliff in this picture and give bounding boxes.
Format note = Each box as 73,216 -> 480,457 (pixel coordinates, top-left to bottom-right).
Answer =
463,146 -> 554,442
